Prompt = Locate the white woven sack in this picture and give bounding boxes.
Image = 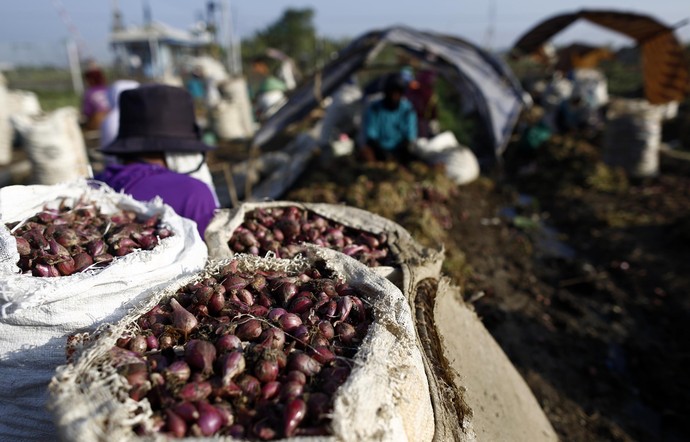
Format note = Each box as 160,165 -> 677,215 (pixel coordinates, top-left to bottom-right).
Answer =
0,74 -> 10,165
49,248 -> 434,442
0,180 -> 208,441
11,107 -> 89,185
413,132 -> 480,185
7,90 -> 42,118
572,68 -> 608,109
215,77 -> 255,140
604,98 -> 663,177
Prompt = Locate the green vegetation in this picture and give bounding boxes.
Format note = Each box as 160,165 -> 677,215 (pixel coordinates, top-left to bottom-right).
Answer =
4,66 -> 79,111
33,90 -> 79,112
435,76 -> 477,147
241,8 -> 349,75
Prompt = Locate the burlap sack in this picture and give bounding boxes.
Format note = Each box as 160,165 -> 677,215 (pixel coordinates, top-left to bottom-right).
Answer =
0,180 -> 208,441
414,277 -> 558,441
49,247 -> 434,442
204,201 -> 444,295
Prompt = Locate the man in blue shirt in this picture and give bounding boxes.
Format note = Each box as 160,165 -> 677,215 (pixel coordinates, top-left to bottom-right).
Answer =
362,74 -> 418,162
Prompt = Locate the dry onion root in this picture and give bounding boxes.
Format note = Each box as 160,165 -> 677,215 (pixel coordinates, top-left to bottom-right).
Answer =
114,260 -> 372,439
228,207 -> 393,267
6,198 -> 173,277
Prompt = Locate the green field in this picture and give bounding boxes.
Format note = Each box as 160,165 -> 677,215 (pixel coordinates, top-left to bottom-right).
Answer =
5,67 -> 79,111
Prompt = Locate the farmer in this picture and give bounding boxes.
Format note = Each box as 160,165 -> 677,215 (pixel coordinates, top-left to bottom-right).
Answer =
250,56 -> 288,121
406,69 -> 439,139
97,85 -> 218,237
81,66 -> 110,130
361,73 -> 418,162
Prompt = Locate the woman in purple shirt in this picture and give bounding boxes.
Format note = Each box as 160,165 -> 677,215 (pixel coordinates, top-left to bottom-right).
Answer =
97,85 -> 218,238
81,68 -> 110,130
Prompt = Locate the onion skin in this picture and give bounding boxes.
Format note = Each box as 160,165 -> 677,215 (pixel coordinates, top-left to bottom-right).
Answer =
196,401 -> 222,436
261,381 -> 281,400
220,351 -> 246,386
254,359 -> 279,383
172,402 -> 199,422
279,381 -> 303,403
71,252 -> 93,272
165,409 -> 187,437
317,321 -> 335,340
268,308 -> 287,322
336,322 -> 357,344
177,381 -> 212,402
216,334 -> 242,353
237,374 -> 261,398
287,352 -> 321,376
184,340 -> 216,375
15,237 -> 31,256
170,298 -> 198,336
284,398 -> 307,437
278,313 -> 302,333
310,346 -> 336,365
235,319 -> 263,341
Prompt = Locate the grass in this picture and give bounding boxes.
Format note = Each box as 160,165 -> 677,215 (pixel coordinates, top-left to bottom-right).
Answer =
4,66 -> 80,111
33,90 -> 80,112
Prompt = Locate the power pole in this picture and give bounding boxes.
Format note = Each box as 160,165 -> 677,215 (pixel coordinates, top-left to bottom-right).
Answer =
66,39 -> 83,94
483,0 -> 496,51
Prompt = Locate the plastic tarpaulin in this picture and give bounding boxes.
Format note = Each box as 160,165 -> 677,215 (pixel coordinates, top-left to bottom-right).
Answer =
253,26 -> 527,160
512,9 -> 689,104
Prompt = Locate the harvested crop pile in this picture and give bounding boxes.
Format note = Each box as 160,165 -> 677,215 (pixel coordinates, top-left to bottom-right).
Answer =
228,206 -> 393,267
112,260 -> 371,439
6,198 -> 173,277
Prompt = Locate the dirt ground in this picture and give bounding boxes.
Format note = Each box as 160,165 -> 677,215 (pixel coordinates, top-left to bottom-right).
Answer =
285,140 -> 690,441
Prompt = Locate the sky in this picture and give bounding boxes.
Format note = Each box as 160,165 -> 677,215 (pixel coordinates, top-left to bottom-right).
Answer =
0,0 -> 688,66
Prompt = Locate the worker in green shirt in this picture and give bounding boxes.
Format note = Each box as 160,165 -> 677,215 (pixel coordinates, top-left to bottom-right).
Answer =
361,73 -> 418,163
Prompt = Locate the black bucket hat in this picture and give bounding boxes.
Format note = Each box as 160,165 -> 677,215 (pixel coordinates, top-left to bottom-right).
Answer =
101,84 -> 215,154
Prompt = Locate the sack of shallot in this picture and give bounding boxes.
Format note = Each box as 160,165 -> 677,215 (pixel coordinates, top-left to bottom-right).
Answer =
204,202 -> 444,293
49,247 -> 434,441
0,180 -> 208,441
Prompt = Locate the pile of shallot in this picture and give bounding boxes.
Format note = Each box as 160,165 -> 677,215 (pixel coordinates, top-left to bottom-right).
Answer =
229,207 -> 393,267
6,199 -> 172,277
114,259 -> 371,439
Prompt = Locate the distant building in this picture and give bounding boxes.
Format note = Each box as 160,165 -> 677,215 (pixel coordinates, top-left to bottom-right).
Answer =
110,21 -> 212,80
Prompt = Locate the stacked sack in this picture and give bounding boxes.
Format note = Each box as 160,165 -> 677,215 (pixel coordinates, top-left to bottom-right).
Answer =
0,180 -> 208,440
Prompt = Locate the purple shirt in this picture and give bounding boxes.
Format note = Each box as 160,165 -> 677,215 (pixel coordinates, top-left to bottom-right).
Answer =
82,86 -> 110,118
97,163 -> 217,237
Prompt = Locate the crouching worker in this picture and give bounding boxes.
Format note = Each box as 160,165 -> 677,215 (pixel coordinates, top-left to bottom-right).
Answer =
361,73 -> 418,163
97,85 -> 218,238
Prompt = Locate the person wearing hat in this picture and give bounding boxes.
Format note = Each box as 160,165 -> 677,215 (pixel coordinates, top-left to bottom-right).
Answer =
361,73 -> 418,163
97,85 -> 218,238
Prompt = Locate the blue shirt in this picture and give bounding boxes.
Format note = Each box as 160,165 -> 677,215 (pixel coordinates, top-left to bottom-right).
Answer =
97,163 -> 218,238
364,98 -> 418,150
